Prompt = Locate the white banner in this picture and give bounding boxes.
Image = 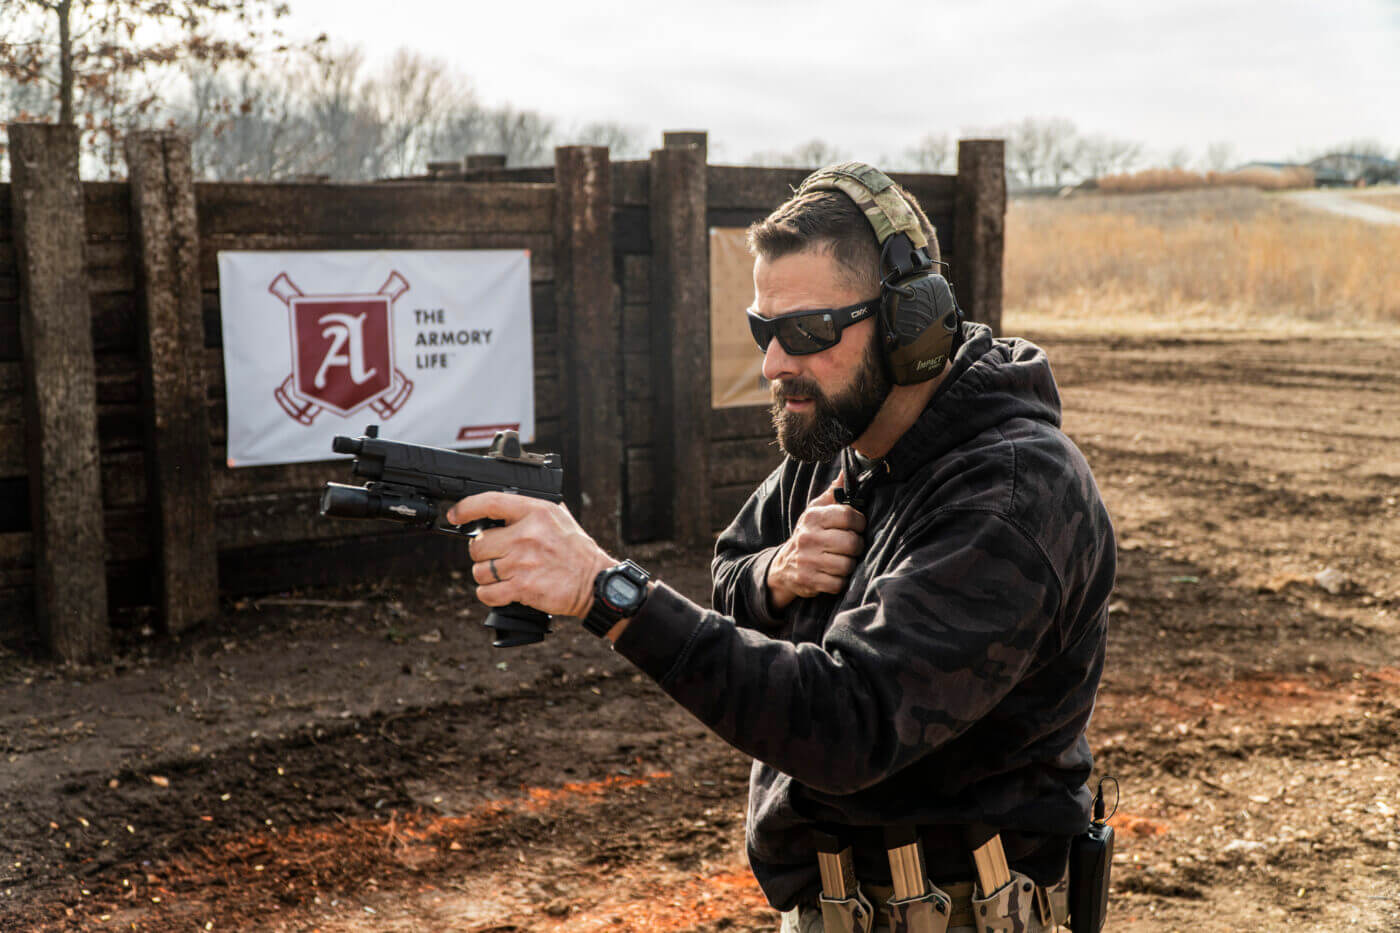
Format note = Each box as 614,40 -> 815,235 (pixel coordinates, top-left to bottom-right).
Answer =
217,250 -> 535,467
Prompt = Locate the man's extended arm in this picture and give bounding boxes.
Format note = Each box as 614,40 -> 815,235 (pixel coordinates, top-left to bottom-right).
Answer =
619,508 -> 1065,796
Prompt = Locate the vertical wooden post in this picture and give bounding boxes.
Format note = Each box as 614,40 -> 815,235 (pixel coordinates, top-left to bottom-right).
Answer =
649,134 -> 710,547
553,146 -> 621,549
9,123 -> 110,660
125,131 -> 218,634
954,139 -> 1007,336
662,131 -> 708,162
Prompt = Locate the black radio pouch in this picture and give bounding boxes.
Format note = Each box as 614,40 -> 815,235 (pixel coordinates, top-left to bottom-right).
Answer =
1069,781 -> 1114,931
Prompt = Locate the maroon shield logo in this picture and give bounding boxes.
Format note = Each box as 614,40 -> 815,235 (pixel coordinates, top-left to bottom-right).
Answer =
290,296 -> 394,415
269,271 -> 415,425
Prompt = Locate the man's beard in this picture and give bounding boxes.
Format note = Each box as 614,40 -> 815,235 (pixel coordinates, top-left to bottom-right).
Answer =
770,339 -> 891,463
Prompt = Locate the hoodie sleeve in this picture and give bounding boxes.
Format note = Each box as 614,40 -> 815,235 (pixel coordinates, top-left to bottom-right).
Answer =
710,468 -> 791,631
616,507 -> 1063,795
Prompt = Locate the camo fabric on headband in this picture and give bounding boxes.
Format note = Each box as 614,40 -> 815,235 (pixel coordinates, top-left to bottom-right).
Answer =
796,161 -> 930,251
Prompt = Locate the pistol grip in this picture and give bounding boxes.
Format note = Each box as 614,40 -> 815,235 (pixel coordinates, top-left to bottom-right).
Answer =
484,603 -> 552,647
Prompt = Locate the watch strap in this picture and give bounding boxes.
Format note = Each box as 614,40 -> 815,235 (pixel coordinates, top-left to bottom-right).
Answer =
582,560 -> 650,637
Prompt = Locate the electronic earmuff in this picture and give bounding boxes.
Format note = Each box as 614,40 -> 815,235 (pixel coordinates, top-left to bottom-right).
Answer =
795,162 -> 964,385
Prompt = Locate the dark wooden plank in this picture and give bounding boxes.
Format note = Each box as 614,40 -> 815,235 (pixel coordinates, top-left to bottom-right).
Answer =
0,586 -> 35,648
705,208 -> 765,232
553,146 -> 622,547
0,529 -> 31,567
104,506 -> 152,561
0,183 -> 11,240
611,161 -> 649,207
0,476 -> 28,532
706,166 -> 813,210
10,124 -> 111,660
621,301 -> 651,349
623,399 -> 653,448
710,438 -> 782,487
198,232 -> 555,291
622,254 -> 650,304
624,446 -> 657,544
215,491 -> 358,550
954,140 -> 1007,334
612,206 -> 650,255
455,166 -> 555,184
623,349 -> 653,401
91,291 -> 138,353
100,452 -> 145,509
126,132 -> 220,633
218,530 -> 469,598
83,182 -> 132,238
649,143 -> 711,547
710,404 -> 772,441
195,182 -> 555,237
87,238 -> 135,294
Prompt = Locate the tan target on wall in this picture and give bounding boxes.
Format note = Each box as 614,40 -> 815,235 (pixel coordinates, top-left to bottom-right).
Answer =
709,227 -> 770,409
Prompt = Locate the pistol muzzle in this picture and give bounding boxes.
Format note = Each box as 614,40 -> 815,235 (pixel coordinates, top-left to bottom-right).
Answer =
331,435 -> 363,455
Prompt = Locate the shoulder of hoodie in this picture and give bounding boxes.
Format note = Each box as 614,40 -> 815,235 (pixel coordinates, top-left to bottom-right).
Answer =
894,332 -> 1101,547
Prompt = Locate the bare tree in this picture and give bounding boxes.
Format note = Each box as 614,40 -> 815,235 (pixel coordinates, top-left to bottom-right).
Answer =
1204,141 -> 1235,173
748,138 -> 847,168
373,49 -> 455,177
568,120 -> 645,159
1,0 -> 292,176
481,106 -> 556,166
298,45 -> 386,179
900,132 -> 954,173
1164,146 -> 1194,170
179,64 -> 314,180
1004,118 -> 1079,187
1078,134 -> 1143,180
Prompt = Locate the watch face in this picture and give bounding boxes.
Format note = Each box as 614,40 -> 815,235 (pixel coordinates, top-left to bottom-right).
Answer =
604,574 -> 642,609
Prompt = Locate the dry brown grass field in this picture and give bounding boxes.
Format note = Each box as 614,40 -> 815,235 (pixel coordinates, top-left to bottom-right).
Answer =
1096,166 -> 1314,194
1005,187 -> 1400,335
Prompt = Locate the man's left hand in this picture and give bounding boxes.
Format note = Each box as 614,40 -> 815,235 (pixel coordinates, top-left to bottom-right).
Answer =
447,493 -> 614,619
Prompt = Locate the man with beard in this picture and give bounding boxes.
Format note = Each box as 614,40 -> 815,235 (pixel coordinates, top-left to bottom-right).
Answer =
449,163 -> 1115,933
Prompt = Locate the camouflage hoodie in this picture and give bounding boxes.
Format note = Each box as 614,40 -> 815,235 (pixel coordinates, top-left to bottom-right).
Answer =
612,323 -> 1115,910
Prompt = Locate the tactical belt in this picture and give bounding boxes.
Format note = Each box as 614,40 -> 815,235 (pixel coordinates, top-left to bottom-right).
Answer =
813,827 -> 1067,933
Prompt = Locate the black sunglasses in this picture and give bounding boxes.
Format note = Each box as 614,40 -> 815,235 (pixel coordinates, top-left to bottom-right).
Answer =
746,298 -> 880,356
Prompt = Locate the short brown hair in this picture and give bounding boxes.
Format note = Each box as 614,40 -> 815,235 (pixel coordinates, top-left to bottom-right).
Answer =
746,180 -> 940,297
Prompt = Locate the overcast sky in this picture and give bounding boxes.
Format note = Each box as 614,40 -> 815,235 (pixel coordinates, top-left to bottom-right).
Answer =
281,0 -> 1399,165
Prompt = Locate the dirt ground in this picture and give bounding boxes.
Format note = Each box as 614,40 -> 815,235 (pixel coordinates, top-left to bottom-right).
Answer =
3,322 -> 1399,932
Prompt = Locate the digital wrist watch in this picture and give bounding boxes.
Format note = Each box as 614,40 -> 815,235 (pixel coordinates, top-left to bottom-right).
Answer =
582,560 -> 651,637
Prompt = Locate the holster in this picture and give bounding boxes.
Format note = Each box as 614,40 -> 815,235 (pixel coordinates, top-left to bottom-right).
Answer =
886,887 -> 952,933
819,889 -> 876,933
971,871 -> 1038,933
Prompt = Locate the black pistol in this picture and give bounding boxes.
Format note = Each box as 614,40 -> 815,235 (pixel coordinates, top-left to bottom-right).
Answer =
320,425 -> 564,647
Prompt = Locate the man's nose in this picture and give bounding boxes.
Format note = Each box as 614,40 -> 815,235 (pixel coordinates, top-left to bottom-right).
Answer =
761,339 -> 799,382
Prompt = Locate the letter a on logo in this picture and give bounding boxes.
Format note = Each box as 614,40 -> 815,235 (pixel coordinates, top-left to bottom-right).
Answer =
290,297 -> 393,415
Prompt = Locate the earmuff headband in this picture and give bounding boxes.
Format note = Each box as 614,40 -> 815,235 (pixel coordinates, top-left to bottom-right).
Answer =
795,161 -> 930,253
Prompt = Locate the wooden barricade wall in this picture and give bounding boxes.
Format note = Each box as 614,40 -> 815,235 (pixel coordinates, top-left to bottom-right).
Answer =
0,128 -> 1004,657
0,135 -> 602,652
